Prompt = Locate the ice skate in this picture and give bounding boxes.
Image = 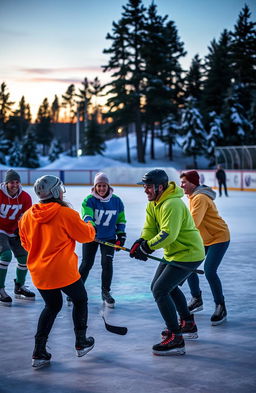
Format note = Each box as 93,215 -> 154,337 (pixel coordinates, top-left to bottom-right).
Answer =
102,289 -> 115,308
0,288 -> 12,306
211,303 -> 227,325
188,292 -> 203,313
32,337 -> 51,369
14,279 -> 35,300
75,329 -> 95,357
153,332 -> 185,356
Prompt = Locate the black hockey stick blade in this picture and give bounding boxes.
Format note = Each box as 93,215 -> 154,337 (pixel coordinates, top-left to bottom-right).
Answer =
102,315 -> 128,335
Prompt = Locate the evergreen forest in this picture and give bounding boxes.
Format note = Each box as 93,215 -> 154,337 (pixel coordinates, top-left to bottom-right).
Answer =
0,1 -> 255,168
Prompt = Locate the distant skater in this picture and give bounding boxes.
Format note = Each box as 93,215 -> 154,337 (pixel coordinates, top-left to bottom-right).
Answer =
130,169 -> 204,356
216,165 -> 228,197
180,170 -> 230,325
19,175 -> 96,368
78,172 -> 126,308
0,169 -> 35,305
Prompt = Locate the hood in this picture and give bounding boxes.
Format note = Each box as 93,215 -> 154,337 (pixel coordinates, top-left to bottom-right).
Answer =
155,181 -> 184,205
30,202 -> 62,224
91,186 -> 114,202
191,185 -> 216,200
0,182 -> 23,199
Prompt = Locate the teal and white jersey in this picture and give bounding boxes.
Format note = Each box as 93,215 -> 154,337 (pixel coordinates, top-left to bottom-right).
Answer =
81,190 -> 126,241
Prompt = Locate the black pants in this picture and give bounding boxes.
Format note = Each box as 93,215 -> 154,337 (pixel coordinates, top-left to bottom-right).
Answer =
79,241 -> 115,292
36,279 -> 87,339
218,180 -> 228,196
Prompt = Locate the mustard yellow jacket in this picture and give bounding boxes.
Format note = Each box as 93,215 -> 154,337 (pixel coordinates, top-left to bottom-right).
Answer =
189,186 -> 230,246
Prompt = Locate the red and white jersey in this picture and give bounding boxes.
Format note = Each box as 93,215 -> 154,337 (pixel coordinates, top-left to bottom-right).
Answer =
0,183 -> 32,236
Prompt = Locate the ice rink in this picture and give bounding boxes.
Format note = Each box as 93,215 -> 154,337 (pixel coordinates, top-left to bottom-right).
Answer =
1,186 -> 255,393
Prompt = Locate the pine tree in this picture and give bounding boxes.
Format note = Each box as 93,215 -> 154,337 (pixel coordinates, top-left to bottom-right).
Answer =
51,95 -> 60,123
0,82 -> 14,126
201,30 -> 232,119
230,4 -> 256,113
206,111 -> 223,163
103,0 -> 147,163
0,128 -> 11,157
20,131 -> 40,168
0,129 -> 9,164
83,114 -> 105,155
48,139 -> 63,162
230,4 -> 256,86
223,85 -> 253,145
142,3 -> 186,159
11,96 -> 31,140
35,98 -> 53,155
62,84 -> 76,155
180,96 -> 207,168
185,54 -> 203,100
8,138 -> 22,167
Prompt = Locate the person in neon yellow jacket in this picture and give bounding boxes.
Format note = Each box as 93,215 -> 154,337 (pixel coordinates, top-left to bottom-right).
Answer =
130,169 -> 205,356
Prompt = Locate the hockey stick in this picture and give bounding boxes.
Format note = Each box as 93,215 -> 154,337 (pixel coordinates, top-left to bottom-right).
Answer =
95,238 -> 204,275
99,310 -> 128,335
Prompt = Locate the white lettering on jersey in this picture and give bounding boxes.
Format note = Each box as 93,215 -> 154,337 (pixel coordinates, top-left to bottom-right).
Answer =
0,204 -> 22,220
94,209 -> 117,226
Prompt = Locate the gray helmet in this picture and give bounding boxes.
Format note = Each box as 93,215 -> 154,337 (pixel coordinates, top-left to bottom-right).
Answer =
34,175 -> 65,200
137,169 -> 169,187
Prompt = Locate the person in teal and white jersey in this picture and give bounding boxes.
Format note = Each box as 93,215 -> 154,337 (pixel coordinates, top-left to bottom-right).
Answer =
78,172 -> 126,308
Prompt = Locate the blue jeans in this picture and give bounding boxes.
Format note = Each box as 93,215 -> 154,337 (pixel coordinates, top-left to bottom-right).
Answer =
151,260 -> 203,333
187,241 -> 230,305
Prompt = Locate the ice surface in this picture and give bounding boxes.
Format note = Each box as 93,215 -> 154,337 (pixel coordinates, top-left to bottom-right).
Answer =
0,187 -> 255,393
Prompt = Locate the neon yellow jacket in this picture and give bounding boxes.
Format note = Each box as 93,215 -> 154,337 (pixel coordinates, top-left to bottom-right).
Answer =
141,182 -> 205,262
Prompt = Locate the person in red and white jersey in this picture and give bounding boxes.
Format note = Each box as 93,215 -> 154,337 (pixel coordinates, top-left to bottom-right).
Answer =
0,169 -> 35,305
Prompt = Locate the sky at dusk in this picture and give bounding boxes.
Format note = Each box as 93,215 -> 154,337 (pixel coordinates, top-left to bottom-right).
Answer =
1,0 -> 255,119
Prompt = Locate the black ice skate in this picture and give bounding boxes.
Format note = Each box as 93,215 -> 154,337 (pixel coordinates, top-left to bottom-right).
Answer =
161,315 -> 198,340
32,337 -> 51,369
0,288 -> 12,306
180,316 -> 198,339
102,289 -> 115,308
153,332 -> 185,356
211,303 -> 227,325
14,279 -> 35,300
75,329 -> 95,357
188,292 -> 203,313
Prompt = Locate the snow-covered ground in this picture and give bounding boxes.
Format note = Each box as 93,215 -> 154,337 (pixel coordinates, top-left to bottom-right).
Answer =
0,187 -> 255,393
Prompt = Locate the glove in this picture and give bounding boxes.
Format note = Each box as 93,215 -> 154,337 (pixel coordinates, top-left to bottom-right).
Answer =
130,238 -> 153,261
115,232 -> 126,251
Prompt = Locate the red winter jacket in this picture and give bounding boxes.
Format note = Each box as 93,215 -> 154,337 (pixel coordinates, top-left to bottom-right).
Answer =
0,183 -> 32,236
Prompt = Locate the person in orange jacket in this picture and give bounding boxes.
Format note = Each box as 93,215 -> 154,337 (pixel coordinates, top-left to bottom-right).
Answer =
18,175 -> 96,369
180,170 -> 230,326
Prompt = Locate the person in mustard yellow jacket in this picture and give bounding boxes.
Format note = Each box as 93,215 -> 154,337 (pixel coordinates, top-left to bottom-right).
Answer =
19,175 -> 96,369
180,170 -> 230,326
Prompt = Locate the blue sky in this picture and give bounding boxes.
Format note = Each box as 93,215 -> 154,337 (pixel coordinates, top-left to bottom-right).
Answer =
0,0 -> 255,119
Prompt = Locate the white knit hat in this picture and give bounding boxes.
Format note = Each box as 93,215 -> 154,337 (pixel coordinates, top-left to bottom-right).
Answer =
93,172 -> 109,186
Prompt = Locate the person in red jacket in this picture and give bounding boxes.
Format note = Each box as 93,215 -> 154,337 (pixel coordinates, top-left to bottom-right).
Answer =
19,175 -> 96,368
0,169 -> 35,305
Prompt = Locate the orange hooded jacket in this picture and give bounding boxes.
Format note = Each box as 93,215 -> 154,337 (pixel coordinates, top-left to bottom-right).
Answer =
18,202 -> 95,290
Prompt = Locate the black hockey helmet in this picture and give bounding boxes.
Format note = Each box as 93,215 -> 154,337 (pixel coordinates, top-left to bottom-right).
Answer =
137,169 -> 169,188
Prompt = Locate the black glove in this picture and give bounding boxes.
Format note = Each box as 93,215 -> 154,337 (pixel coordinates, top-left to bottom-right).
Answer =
115,232 -> 126,251
130,238 -> 153,261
